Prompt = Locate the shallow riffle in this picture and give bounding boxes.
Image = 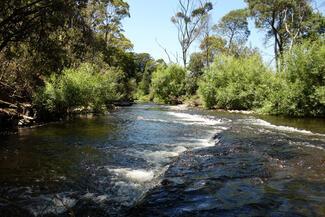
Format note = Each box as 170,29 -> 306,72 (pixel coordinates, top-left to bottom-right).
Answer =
0,104 -> 324,217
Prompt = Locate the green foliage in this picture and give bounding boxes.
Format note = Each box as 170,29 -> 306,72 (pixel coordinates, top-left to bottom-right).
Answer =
137,69 -> 152,96
215,8 -> 250,47
1,0 -> 324,121
188,52 -> 205,77
0,0 -> 133,109
151,64 -> 187,104
245,0 -> 321,71
199,35 -> 226,66
34,63 -> 127,116
133,53 -> 161,100
198,54 -> 273,110
262,39 -> 325,117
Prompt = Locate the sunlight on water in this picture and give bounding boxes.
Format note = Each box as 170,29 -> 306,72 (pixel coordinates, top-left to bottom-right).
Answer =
108,168 -> 155,183
166,111 -> 227,126
0,104 -> 324,217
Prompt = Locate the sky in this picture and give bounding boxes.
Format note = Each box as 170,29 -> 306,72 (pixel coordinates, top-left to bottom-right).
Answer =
123,0 -> 325,66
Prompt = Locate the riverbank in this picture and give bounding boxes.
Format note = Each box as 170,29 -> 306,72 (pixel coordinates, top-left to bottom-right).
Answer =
137,97 -> 256,115
0,101 -> 134,132
0,104 -> 36,131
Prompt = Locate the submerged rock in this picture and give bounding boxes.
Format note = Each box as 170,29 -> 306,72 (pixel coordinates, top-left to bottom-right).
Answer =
127,128 -> 325,217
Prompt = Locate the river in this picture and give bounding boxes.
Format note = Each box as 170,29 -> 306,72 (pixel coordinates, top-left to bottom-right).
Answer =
0,104 -> 324,217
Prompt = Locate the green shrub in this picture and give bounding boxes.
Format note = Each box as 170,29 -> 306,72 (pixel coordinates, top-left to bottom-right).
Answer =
33,63 -> 127,117
262,39 -> 325,117
198,54 -> 273,110
151,64 -> 186,104
135,69 -> 152,98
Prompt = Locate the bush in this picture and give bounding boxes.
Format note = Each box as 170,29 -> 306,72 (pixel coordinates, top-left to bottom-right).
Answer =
151,64 -> 186,104
33,63 -> 127,117
262,39 -> 325,117
135,69 -> 152,98
198,54 -> 273,110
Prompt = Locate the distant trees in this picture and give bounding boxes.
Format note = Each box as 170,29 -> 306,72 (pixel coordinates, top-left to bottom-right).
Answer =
133,53 -> 158,96
214,9 -> 250,53
199,35 -> 226,66
171,0 -> 213,67
158,0 -> 325,117
151,64 -> 187,104
1,0 -> 324,119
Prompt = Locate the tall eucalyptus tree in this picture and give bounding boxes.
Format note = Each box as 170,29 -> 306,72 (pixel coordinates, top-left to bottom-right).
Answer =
171,0 -> 213,68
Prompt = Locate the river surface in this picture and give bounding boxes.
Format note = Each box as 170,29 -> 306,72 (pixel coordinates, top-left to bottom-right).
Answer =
0,104 -> 324,217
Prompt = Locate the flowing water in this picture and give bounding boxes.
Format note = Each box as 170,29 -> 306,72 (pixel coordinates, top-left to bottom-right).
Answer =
0,104 -> 324,217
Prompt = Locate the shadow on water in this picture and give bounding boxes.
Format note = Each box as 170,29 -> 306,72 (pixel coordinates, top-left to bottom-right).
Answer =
0,104 -> 324,217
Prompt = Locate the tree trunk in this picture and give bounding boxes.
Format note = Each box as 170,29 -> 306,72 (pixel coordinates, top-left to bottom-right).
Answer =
182,50 -> 187,68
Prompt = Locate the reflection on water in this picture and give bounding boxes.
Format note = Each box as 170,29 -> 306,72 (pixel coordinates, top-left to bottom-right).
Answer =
0,104 -> 324,217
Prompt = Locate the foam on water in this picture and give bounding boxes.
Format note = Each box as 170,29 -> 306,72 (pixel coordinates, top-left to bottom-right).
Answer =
245,118 -> 325,136
142,146 -> 188,165
288,141 -> 325,151
166,112 -> 226,126
108,168 -> 155,183
141,118 -> 171,123
168,104 -> 189,111
102,110 -> 227,208
301,144 -> 325,150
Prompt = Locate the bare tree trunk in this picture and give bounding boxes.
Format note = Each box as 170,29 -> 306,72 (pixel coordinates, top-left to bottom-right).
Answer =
182,50 -> 187,68
274,36 -> 279,72
172,0 -> 212,69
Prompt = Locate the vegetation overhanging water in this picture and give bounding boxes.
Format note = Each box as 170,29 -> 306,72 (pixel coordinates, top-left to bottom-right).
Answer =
0,1 -> 324,216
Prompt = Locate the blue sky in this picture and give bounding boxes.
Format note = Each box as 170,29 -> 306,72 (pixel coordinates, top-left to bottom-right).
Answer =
123,0 -> 325,65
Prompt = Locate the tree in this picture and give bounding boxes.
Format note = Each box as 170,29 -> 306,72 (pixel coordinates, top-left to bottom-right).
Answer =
0,0 -> 133,106
199,35 -> 226,66
301,12 -> 325,41
282,0 -> 314,50
133,53 -> 153,80
0,0 -> 89,51
245,0 -> 317,71
199,14 -> 213,67
133,53 -> 157,96
198,54 -> 273,110
262,39 -> 325,117
186,52 -> 205,95
215,9 -> 250,53
151,64 -> 187,104
246,0 -> 288,71
85,0 -> 130,45
171,0 -> 213,68
188,52 -> 205,77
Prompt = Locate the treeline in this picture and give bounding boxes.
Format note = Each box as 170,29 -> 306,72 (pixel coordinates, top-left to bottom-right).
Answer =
0,0 -> 324,127
136,0 -> 325,117
0,0 -> 165,124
